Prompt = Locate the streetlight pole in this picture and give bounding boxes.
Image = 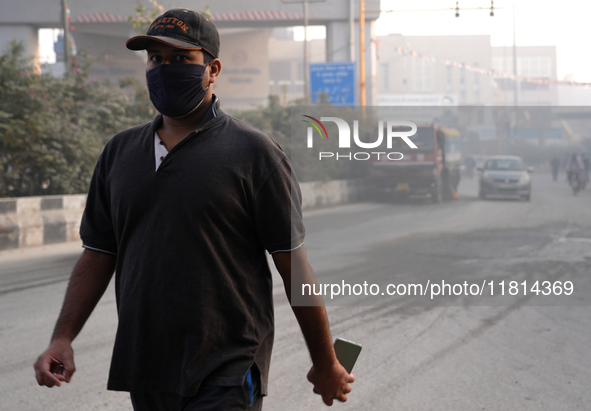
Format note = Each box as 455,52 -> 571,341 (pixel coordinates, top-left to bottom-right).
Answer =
512,0 -> 518,106
349,0 -> 355,61
281,0 -> 326,103
61,0 -> 71,75
511,0 -> 518,143
359,0 -> 366,106
303,0 -> 310,104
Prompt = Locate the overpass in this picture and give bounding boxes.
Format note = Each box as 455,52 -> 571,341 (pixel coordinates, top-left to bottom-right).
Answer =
0,0 -> 381,108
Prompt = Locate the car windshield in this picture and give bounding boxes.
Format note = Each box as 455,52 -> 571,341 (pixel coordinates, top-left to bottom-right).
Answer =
388,127 -> 434,150
485,158 -> 524,171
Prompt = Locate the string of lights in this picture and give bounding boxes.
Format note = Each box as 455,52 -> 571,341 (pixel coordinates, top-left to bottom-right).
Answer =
373,0 -> 498,18
390,46 -> 591,88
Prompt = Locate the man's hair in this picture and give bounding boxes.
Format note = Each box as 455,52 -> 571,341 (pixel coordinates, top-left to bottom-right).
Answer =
203,51 -> 214,65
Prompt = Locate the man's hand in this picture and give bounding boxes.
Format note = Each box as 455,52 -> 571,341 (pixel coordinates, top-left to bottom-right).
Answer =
273,247 -> 355,405
33,248 -> 115,388
34,339 -> 76,387
307,361 -> 355,406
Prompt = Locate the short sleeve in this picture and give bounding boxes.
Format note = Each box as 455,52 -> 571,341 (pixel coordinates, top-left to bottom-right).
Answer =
253,156 -> 305,254
79,155 -> 118,255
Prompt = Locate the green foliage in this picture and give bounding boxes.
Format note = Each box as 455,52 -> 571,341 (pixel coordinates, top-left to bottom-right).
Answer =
128,0 -> 165,34
0,41 -> 153,198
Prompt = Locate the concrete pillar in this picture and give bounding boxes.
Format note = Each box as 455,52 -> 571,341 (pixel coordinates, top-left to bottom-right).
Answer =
325,19 -> 377,106
325,21 -> 350,62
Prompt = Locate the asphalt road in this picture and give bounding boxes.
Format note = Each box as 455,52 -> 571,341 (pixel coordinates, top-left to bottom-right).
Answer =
1,171 -> 590,410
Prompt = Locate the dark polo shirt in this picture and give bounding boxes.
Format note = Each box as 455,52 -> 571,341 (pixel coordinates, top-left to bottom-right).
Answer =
80,100 -> 305,396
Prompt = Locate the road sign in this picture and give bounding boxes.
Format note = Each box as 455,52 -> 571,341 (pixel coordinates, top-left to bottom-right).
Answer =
309,62 -> 356,106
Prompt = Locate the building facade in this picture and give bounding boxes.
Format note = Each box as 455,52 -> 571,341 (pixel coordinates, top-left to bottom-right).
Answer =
375,34 -> 559,107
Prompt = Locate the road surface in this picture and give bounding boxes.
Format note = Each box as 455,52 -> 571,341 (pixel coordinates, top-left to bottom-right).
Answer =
1,172 -> 590,410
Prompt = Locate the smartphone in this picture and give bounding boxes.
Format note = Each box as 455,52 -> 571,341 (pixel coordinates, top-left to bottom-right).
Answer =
333,338 -> 362,373
313,338 -> 362,394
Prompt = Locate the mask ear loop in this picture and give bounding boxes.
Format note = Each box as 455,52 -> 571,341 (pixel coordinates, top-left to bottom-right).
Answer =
174,60 -> 212,119
173,84 -> 210,119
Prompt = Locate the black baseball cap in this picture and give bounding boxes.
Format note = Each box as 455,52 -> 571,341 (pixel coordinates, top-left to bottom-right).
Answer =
126,8 -> 220,58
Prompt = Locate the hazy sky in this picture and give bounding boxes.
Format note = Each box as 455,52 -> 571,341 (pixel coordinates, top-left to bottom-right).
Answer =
373,0 -> 591,82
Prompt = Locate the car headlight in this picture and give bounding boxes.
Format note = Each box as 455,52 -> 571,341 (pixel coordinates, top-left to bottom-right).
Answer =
519,173 -> 530,184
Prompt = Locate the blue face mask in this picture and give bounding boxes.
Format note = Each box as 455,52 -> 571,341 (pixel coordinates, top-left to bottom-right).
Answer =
146,63 -> 209,118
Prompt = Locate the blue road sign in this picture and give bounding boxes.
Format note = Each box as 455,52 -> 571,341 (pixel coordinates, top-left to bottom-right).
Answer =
309,62 -> 356,106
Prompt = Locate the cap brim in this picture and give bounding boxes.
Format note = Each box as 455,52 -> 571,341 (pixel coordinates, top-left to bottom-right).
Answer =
126,35 -> 203,51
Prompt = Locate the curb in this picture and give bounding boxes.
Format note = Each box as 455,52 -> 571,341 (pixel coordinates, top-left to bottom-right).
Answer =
300,179 -> 367,210
0,195 -> 86,251
0,180 -> 366,251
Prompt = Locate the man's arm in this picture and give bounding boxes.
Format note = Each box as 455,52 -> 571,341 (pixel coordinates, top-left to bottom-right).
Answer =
272,245 -> 354,406
34,248 -> 116,387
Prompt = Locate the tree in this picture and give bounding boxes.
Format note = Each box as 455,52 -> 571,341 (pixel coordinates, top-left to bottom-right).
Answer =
0,41 -> 153,197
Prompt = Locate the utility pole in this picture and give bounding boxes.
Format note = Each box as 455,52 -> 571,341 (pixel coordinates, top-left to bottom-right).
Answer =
61,0 -> 71,75
303,0 -> 310,104
349,0 -> 355,61
512,0 -> 518,106
359,0 -> 366,106
512,0 -> 518,143
281,0 -> 326,103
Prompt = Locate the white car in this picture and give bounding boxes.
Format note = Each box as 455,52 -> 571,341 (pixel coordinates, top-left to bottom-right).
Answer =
478,155 -> 532,201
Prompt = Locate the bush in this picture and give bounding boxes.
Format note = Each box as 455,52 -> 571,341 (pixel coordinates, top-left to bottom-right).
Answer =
0,41 -> 153,197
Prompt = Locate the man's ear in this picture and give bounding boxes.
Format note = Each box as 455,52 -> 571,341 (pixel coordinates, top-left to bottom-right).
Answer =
207,59 -> 222,84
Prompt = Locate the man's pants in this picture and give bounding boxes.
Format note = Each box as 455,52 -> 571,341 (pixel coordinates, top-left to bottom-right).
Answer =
130,368 -> 262,411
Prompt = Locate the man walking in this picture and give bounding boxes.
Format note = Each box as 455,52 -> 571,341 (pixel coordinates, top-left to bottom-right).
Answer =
34,8 -> 353,410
